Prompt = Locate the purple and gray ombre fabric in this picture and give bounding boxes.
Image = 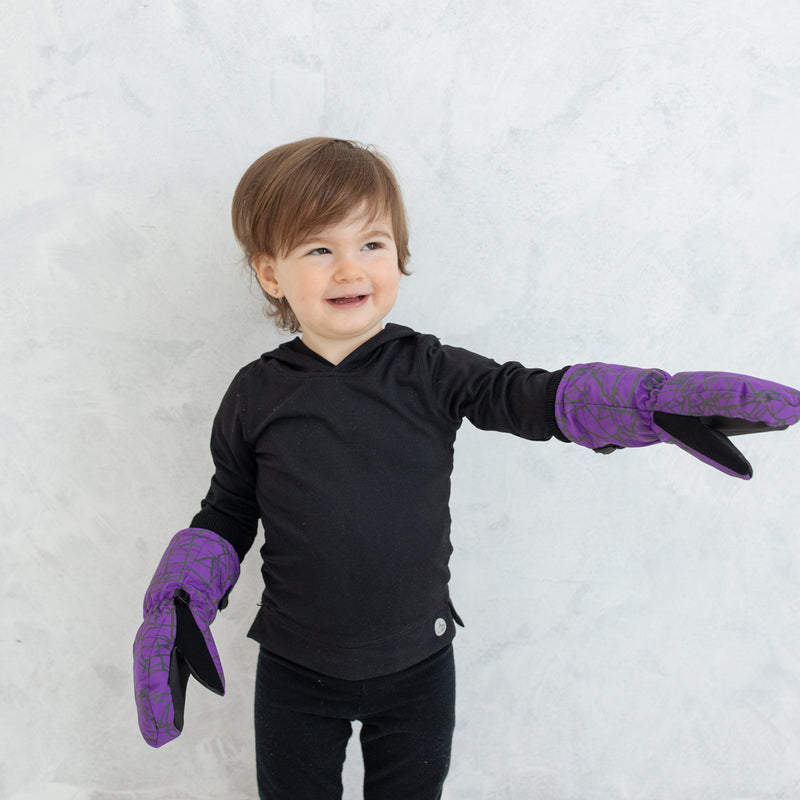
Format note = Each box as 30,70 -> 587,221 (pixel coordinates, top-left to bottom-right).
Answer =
555,363 -> 800,479
133,528 -> 240,747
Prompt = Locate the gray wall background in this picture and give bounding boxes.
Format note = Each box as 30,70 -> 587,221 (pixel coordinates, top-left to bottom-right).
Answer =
3,2 -> 800,798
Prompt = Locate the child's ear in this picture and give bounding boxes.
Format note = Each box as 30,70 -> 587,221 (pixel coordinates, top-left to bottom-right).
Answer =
253,255 -> 283,298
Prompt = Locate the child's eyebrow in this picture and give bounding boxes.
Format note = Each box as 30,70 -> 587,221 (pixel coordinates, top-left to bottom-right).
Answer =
361,228 -> 393,239
294,226 -> 393,249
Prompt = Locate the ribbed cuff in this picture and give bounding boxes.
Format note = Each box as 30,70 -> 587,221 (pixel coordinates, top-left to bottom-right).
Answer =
546,366 -> 571,442
190,506 -> 257,562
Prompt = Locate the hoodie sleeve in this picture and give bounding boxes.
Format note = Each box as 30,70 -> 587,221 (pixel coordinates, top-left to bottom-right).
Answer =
191,370 -> 260,561
423,338 -> 571,442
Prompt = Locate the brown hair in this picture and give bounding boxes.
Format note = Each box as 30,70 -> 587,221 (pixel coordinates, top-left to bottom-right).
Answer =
231,137 -> 411,333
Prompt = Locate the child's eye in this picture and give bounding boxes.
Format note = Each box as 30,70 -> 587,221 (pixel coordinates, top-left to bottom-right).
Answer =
363,241 -> 383,251
308,247 -> 330,256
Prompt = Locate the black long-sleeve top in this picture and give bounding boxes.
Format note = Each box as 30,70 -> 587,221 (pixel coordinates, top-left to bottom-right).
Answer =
192,324 -> 568,679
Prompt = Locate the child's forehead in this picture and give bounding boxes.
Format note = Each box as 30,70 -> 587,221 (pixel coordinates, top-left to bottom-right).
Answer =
300,205 -> 393,240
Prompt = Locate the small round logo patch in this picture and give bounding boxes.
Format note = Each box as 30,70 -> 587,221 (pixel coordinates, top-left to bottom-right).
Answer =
434,618 -> 447,637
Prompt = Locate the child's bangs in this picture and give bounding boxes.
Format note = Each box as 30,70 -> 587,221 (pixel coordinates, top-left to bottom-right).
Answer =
280,151 -> 397,256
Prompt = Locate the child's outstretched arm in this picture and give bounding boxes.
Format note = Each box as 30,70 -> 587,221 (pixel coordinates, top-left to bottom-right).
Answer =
554,364 -> 800,478
133,528 -> 240,747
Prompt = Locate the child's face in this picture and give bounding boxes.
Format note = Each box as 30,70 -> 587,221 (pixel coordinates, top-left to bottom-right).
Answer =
254,206 -> 401,364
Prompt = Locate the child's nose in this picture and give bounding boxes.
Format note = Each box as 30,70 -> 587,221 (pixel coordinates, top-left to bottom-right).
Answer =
333,255 -> 364,282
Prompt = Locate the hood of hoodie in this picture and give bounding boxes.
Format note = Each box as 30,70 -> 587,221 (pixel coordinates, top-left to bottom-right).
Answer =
260,323 -> 418,373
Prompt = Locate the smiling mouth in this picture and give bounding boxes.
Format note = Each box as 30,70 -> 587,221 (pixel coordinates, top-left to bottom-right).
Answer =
327,295 -> 367,306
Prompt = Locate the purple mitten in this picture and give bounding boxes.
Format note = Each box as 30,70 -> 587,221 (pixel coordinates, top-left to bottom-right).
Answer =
555,363 -> 800,479
133,528 -> 240,747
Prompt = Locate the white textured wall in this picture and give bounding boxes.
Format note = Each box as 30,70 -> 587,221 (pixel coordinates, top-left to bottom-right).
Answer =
3,2 -> 800,798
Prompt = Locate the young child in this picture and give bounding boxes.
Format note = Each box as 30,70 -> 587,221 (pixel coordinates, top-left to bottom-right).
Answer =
133,137 -> 800,799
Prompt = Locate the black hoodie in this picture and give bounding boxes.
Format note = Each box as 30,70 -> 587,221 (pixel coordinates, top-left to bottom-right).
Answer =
191,324 -> 568,679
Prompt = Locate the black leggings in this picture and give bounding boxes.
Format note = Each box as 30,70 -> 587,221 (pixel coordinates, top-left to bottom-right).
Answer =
254,645 -> 456,800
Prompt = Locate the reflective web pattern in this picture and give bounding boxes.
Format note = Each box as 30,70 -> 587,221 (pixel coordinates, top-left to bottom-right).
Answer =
133,528 -> 240,747
555,362 -> 800,457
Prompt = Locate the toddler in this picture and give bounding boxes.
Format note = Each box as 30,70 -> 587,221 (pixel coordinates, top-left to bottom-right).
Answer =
133,137 -> 800,799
